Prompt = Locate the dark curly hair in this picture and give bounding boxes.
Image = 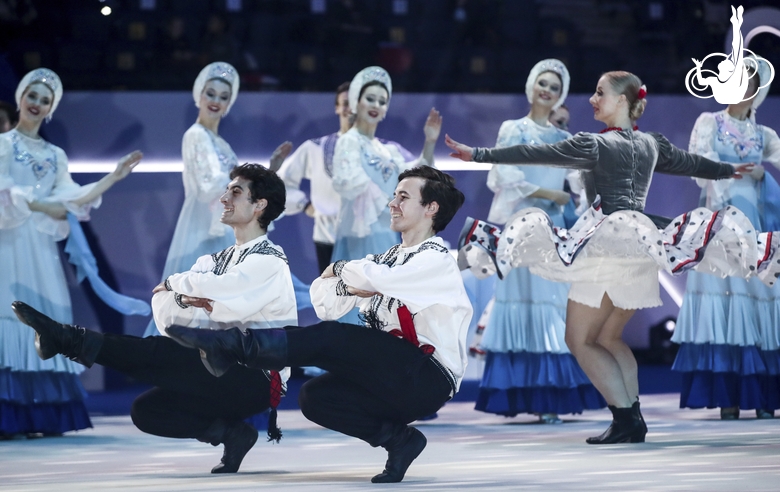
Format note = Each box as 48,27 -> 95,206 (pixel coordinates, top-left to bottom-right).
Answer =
398,166 -> 465,233
229,163 -> 286,229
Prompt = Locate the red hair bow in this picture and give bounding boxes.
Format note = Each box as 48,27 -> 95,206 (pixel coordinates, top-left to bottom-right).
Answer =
637,85 -> 647,100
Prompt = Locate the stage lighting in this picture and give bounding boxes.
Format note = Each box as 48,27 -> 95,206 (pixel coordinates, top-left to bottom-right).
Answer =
649,316 -> 678,364
101,6 -> 112,16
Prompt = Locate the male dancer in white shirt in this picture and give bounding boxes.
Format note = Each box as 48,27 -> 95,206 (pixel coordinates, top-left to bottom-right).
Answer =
277,82 -> 416,273
12,164 -> 294,475
167,166 -> 473,484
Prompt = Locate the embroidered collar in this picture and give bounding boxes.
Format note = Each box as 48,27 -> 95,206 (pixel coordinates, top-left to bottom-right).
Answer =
599,125 -> 638,133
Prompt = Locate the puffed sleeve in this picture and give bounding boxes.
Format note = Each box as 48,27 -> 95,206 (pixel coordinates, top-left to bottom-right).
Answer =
277,140 -> 313,215
474,132 -> 599,170
340,249 -> 465,313
0,136 -> 35,229
152,254 -> 216,334
166,253 -> 292,321
331,131 -> 372,200
763,126 -> 780,169
309,275 -> 362,320
36,147 -> 102,240
687,113 -> 721,162
182,125 -> 230,200
486,121 -> 540,195
651,132 -> 734,179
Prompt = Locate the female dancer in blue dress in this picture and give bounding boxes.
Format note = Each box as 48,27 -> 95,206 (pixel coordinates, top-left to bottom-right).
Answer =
143,62 -> 292,337
329,66 -> 441,323
474,59 -> 605,423
673,58 -> 780,419
330,66 -> 442,264
0,69 -> 142,436
448,71 -> 758,443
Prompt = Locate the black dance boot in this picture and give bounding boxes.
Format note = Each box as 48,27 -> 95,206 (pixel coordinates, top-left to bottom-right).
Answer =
165,325 -> 287,377
197,419 -> 258,474
586,405 -> 646,444
633,400 -> 648,437
371,425 -> 427,483
11,301 -> 103,367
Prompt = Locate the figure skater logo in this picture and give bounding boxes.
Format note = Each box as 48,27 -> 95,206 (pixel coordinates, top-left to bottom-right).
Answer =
685,5 -> 774,104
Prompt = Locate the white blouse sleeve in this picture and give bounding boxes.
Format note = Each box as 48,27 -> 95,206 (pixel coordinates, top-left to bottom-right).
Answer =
151,290 -> 200,335
309,276 -> 362,320
340,250 -> 464,313
0,137 -> 34,229
485,122 -> 540,223
36,148 -> 102,240
166,253 -> 289,320
688,113 -> 728,187
762,126 -> 780,169
331,132 -> 373,200
182,126 -> 230,201
487,121 -> 539,195
277,141 -> 312,215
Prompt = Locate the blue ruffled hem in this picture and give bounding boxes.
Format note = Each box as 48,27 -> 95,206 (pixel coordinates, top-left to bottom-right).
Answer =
476,351 -> 606,415
678,371 -> 776,410
672,343 -> 767,375
475,386 -> 606,416
0,400 -> 92,435
481,351 -> 596,388
0,368 -> 88,405
760,349 -> 780,375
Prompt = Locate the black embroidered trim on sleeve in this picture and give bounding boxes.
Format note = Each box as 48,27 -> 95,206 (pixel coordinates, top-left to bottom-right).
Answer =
333,259 -> 348,277
174,293 -> 189,309
335,280 -> 354,297
164,277 -> 173,291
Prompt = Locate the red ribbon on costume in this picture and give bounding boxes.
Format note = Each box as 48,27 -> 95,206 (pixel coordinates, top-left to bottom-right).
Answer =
390,305 -> 435,355
267,370 -> 283,443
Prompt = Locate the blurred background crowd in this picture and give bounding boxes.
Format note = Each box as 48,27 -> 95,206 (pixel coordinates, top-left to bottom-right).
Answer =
1,0 -> 778,96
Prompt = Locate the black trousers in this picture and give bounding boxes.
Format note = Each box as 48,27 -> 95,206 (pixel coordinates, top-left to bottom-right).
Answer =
95,334 -> 270,439
315,241 -> 334,274
289,322 -> 453,447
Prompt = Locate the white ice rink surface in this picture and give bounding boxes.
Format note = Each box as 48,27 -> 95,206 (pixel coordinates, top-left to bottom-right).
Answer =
1,394 -> 778,491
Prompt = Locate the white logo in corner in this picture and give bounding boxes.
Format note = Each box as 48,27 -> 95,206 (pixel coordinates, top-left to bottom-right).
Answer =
685,5 -> 774,104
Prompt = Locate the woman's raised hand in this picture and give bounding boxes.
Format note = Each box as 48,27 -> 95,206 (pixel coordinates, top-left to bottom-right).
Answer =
423,108 -> 442,143
445,134 -> 474,162
113,150 -> 143,180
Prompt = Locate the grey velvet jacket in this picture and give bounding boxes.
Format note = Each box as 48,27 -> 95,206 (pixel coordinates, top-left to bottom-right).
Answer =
473,129 -> 735,216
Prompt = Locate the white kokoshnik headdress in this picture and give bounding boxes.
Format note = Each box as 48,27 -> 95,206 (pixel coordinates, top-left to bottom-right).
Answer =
193,62 -> 240,115
746,54 -> 773,111
348,66 -> 392,114
525,58 -> 570,110
15,68 -> 63,122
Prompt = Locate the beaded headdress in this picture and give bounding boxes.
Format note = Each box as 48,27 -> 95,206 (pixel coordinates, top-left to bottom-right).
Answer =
348,66 -> 393,114
15,68 -> 63,122
525,59 -> 570,111
192,62 -> 240,115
